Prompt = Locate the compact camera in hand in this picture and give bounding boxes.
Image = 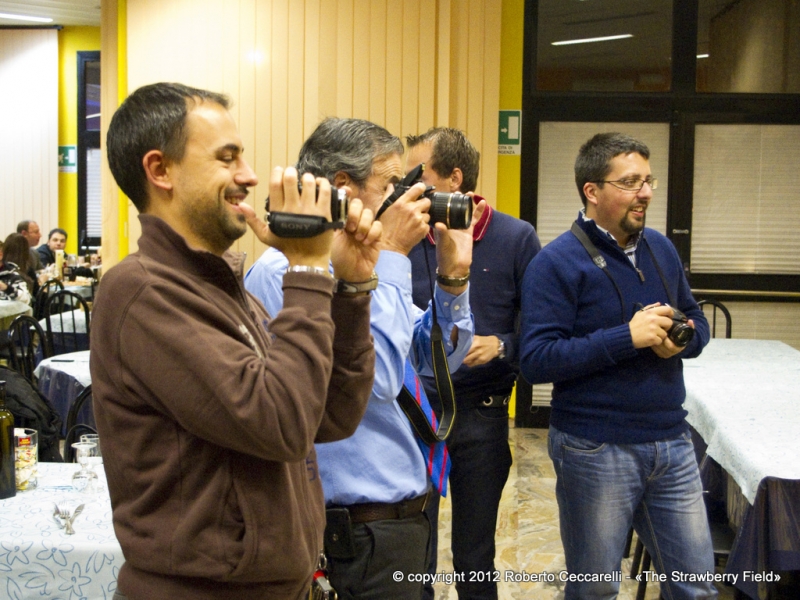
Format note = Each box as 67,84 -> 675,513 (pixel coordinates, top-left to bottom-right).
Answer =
264,182 -> 349,238
665,305 -> 694,347
375,164 -> 473,229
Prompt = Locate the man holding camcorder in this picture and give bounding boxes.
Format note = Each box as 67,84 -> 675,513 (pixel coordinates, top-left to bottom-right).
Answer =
245,117 -> 485,599
518,132 -> 717,600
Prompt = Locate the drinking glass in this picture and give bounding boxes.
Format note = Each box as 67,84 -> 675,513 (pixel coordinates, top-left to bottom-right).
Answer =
71,441 -> 99,493
14,428 -> 38,491
80,434 -> 103,468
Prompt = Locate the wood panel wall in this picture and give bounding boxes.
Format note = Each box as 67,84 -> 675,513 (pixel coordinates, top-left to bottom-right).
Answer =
0,29 -> 58,239
101,0 -> 501,267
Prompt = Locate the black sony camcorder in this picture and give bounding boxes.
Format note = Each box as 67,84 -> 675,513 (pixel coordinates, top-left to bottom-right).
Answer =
264,181 -> 349,238
666,305 -> 694,347
375,164 -> 473,229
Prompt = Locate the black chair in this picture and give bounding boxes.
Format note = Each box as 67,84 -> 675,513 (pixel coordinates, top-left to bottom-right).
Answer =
697,299 -> 732,338
6,314 -> 51,383
42,289 -> 91,356
63,385 -> 96,463
33,278 -> 64,320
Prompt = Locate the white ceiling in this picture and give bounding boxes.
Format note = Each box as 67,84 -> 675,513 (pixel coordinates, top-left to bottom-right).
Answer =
0,1 -> 100,27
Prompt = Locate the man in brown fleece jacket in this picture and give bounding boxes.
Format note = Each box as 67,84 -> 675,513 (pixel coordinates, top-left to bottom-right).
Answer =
92,82 -> 382,600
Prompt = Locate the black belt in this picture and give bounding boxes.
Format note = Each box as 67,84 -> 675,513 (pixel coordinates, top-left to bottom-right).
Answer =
334,492 -> 428,524
480,394 -> 511,408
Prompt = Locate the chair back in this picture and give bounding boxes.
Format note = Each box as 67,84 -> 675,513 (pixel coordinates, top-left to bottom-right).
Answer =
6,314 -> 51,383
43,290 -> 92,355
34,278 -> 64,320
697,299 -> 732,339
63,384 -> 96,463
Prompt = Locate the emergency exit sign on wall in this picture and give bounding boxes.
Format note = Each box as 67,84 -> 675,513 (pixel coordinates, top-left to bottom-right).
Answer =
498,110 -> 521,155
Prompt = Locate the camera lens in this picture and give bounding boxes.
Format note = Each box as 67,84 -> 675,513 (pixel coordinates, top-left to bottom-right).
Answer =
668,322 -> 694,347
428,192 -> 473,229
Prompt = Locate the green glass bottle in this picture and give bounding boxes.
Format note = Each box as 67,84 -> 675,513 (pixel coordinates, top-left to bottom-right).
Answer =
0,381 -> 16,499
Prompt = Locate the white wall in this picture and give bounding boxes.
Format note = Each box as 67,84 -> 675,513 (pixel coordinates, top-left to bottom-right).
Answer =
0,29 -> 58,239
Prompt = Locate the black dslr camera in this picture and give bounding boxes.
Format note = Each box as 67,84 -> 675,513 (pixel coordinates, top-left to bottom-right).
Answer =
375,164 -> 473,229
666,305 -> 694,347
264,181 -> 349,238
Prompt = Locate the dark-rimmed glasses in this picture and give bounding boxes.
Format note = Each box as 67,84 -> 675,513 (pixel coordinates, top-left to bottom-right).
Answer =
597,177 -> 658,192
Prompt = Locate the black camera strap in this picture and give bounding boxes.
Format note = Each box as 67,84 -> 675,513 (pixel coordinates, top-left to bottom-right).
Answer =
570,222 -> 676,323
396,248 -> 457,445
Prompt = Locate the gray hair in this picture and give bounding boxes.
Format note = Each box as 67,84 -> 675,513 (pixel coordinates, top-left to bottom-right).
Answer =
296,118 -> 403,188
575,133 -> 650,207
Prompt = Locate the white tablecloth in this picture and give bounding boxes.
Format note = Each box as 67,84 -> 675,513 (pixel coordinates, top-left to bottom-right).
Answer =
683,338 -> 800,504
34,351 -> 92,388
0,299 -> 32,319
39,310 -> 88,334
0,462 -> 123,599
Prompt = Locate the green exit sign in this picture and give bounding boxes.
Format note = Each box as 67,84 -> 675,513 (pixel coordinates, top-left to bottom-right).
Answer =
498,110 -> 521,155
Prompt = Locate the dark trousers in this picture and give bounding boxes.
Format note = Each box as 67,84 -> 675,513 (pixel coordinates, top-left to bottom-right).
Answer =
327,511 -> 431,600
423,402 -> 512,600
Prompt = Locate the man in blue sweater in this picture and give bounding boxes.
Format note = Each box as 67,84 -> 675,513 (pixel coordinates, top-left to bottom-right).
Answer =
519,133 -> 717,600
407,128 -> 541,600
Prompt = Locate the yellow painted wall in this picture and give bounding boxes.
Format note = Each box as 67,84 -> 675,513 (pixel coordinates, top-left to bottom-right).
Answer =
498,0 -> 525,417
58,26 -> 101,255
497,0 -> 524,218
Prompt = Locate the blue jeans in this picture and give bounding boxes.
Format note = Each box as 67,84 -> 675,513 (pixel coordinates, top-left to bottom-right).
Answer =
424,402 -> 512,600
548,426 -> 718,600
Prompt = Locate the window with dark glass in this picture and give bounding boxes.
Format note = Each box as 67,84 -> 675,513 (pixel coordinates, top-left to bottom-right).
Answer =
77,51 -> 101,252
697,0 -> 800,93
536,0 -> 674,92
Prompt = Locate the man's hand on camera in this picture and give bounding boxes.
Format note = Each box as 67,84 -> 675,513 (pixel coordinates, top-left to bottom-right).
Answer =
434,198 -> 487,295
331,198 -> 382,283
242,167 -> 333,269
377,182 -> 431,256
629,303 -> 690,358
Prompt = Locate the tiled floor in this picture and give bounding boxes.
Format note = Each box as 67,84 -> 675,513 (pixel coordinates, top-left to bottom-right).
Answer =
432,425 -> 736,600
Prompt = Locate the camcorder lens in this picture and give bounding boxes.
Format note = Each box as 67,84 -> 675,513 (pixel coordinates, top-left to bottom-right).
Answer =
428,192 -> 473,230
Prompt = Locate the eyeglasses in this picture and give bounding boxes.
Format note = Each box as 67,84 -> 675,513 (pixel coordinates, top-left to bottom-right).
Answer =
597,177 -> 658,192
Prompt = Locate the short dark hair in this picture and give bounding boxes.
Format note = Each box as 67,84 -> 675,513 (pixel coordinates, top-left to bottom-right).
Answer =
575,133 -> 651,207
48,228 -> 67,241
406,127 -> 480,193
296,118 -> 403,188
16,220 -> 35,234
106,82 -> 230,212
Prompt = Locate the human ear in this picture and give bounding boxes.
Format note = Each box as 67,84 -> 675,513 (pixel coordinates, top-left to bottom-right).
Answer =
583,181 -> 599,208
333,171 -> 351,189
142,150 -> 173,192
450,167 -> 463,193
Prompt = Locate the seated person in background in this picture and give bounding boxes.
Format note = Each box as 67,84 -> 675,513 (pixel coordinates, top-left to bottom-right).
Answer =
0,234 -> 33,304
17,220 -> 44,275
92,82 -> 379,600
37,228 -> 67,267
0,240 -> 32,304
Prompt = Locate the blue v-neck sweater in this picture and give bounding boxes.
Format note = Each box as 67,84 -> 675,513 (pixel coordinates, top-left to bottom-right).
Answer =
519,216 -> 709,444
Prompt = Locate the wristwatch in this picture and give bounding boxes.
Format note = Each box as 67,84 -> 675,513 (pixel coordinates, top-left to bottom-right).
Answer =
497,339 -> 507,360
435,268 -> 470,287
336,271 -> 379,295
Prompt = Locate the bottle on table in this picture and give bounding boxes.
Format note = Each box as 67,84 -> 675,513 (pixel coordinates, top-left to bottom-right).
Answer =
0,381 -> 16,499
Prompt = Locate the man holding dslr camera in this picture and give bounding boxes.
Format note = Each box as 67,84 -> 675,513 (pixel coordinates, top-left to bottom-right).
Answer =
245,117 -> 484,599
93,83 -> 379,599
519,133 -> 717,600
